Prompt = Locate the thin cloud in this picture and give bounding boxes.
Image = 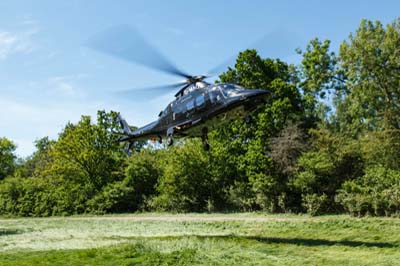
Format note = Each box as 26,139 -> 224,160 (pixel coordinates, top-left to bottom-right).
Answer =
0,25 -> 39,60
47,74 -> 89,97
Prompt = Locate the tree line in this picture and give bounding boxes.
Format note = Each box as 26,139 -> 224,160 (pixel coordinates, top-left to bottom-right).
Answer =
1,18 -> 399,217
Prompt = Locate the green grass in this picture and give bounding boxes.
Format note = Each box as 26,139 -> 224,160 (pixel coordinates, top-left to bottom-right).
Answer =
0,213 -> 399,265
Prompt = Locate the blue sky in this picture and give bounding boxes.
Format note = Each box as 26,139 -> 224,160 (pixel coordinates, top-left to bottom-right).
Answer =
1,0 -> 399,157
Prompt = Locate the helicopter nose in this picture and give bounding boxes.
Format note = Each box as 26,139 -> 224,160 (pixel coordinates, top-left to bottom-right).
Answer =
241,89 -> 270,99
241,89 -> 270,112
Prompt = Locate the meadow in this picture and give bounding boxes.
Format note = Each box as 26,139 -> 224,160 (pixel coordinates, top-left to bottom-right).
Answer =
0,213 -> 399,265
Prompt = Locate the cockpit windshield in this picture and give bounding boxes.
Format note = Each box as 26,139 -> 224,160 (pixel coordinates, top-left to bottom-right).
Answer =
217,83 -> 244,97
208,83 -> 244,102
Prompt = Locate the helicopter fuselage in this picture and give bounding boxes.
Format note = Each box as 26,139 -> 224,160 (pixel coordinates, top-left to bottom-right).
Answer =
117,83 -> 270,148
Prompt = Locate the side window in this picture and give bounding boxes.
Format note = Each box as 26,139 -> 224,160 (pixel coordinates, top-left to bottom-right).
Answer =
195,94 -> 205,107
186,100 -> 195,111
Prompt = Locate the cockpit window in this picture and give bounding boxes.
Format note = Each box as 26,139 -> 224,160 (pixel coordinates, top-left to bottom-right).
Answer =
208,83 -> 243,100
218,83 -> 243,97
209,86 -> 223,103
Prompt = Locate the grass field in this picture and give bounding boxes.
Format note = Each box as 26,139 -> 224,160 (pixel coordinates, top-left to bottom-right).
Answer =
0,213 -> 399,265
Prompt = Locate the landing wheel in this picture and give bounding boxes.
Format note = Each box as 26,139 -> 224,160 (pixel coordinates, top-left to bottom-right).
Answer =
201,127 -> 210,151
167,136 -> 174,146
203,142 -> 210,151
245,115 -> 252,124
158,135 -> 162,144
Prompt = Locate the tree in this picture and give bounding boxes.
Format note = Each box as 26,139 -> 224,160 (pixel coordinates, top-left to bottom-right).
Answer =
291,128 -> 364,213
271,123 -> 306,177
0,137 -> 17,180
337,19 -> 400,133
50,110 -> 125,191
16,137 -> 55,178
296,38 -> 340,127
217,49 -> 304,211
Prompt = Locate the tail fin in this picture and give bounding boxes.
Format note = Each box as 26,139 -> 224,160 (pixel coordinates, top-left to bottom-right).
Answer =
123,141 -> 133,156
116,114 -> 133,135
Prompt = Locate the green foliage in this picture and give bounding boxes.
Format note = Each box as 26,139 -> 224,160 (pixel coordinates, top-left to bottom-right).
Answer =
296,38 -> 339,126
218,49 -> 303,212
336,166 -> 400,216
225,181 -> 257,211
52,110 -> 124,190
0,111 -> 127,216
0,137 -> 17,180
291,129 -> 364,213
360,130 -> 400,170
297,38 -> 338,95
0,177 -> 21,215
150,140 -> 213,212
13,137 -> 56,180
337,19 -> 400,133
0,176 -> 91,216
88,149 -> 163,214
302,193 -> 328,216
219,49 -> 291,89
87,181 -> 134,214
124,150 -> 162,209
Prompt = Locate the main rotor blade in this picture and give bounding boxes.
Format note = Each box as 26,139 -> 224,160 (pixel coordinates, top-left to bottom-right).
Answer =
114,81 -> 187,96
207,28 -> 303,76
87,25 -> 190,78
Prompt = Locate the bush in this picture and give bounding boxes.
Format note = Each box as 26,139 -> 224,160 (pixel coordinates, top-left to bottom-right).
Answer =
150,140 -> 213,212
124,151 -> 161,210
226,181 -> 257,211
0,175 -> 94,217
301,193 -> 328,216
0,177 -> 22,215
336,166 -> 400,216
290,129 -> 364,213
87,181 -> 135,214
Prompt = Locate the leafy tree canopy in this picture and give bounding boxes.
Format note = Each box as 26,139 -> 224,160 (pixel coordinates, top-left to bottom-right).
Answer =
0,137 -> 17,180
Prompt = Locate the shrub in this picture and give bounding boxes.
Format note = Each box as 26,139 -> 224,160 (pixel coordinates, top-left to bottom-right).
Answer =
226,181 -> 257,211
302,193 -> 328,216
336,166 -> 400,216
87,181 -> 135,214
150,140 -> 213,212
0,175 -> 94,217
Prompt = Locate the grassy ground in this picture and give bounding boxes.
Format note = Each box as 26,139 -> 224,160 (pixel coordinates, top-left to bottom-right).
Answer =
0,213 -> 399,265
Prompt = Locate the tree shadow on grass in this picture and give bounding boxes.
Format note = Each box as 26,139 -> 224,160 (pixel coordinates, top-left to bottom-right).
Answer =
0,229 -> 22,236
112,235 -> 397,249
246,236 -> 397,248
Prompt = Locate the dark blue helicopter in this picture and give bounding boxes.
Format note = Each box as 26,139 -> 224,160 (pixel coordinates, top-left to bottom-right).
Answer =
88,25 -> 270,152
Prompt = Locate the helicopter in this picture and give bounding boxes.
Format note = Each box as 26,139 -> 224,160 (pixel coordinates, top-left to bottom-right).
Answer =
88,25 -> 272,152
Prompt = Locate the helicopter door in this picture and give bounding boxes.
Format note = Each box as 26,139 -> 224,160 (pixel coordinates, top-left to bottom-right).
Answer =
185,98 -> 196,118
195,94 -> 206,110
162,104 -> 173,124
172,101 -> 184,121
